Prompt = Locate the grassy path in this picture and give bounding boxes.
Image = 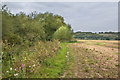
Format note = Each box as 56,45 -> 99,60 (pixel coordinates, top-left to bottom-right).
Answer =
30,43 -> 69,78
65,40 -> 118,78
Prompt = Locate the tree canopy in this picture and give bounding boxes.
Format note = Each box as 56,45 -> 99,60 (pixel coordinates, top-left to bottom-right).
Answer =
2,5 -> 73,44
53,26 -> 73,41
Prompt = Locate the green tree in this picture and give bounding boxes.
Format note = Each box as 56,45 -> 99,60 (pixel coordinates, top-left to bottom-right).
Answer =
2,5 -> 73,44
53,26 -> 72,41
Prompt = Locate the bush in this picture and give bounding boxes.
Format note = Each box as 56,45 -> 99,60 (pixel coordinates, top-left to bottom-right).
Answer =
70,38 -> 77,42
8,33 -> 22,44
53,26 -> 72,42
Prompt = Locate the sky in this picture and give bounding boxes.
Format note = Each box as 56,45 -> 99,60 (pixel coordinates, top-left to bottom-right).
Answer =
3,2 -> 118,32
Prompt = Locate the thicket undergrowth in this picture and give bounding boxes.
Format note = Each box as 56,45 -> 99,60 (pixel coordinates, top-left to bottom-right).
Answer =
2,40 -> 69,78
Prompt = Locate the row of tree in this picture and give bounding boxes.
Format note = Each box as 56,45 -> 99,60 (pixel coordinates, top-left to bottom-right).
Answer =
99,32 -> 118,34
2,5 -> 73,45
73,32 -> 119,40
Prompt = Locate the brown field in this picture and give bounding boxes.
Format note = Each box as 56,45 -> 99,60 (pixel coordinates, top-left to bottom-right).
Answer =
65,40 -> 119,78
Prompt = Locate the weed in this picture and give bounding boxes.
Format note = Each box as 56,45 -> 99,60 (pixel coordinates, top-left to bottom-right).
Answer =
106,57 -> 111,60
90,68 -> 94,70
114,64 -> 118,67
96,42 -> 105,45
88,60 -> 95,65
93,75 -> 97,78
100,73 -> 104,75
82,61 -> 85,64
2,40 -> 69,78
84,66 -> 89,72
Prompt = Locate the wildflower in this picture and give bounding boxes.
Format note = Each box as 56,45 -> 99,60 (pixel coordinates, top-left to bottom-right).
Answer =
18,75 -> 19,77
15,69 -> 16,71
10,68 -> 12,70
8,51 -> 10,53
6,71 -> 9,73
31,70 -> 33,72
33,64 -> 35,67
14,73 -> 18,76
67,52 -> 69,55
16,73 -> 18,76
22,64 -> 24,68
29,66 -> 31,68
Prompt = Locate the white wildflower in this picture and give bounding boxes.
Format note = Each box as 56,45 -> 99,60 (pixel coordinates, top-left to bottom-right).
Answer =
16,73 -> 18,76
67,52 -> 69,55
6,71 -> 9,73
14,73 -> 18,76
10,68 -> 12,70
33,64 -> 35,67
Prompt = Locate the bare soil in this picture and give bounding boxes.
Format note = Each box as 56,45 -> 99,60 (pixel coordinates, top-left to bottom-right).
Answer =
66,40 -> 118,78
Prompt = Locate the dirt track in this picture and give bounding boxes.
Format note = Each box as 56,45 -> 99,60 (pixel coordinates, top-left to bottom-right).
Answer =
66,40 -> 118,78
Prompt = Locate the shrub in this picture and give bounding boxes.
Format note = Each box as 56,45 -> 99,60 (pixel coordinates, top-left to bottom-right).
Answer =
53,26 -> 72,42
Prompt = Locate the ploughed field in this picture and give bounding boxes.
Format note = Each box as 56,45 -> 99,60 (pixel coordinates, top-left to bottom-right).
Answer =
65,40 -> 119,78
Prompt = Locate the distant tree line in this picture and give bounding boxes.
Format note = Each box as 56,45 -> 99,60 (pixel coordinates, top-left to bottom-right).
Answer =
73,31 -> 120,40
2,5 -> 73,45
99,32 -> 118,34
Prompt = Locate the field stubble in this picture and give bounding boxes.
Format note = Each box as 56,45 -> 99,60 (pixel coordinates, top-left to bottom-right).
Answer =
66,40 -> 118,78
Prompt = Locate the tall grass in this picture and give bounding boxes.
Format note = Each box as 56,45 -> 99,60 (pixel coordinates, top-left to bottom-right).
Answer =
2,40 -> 69,78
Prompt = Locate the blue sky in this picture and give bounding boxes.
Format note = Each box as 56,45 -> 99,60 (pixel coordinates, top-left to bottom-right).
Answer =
3,2 -> 118,32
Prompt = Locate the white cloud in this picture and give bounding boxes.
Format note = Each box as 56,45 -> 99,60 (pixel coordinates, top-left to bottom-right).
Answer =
2,2 -> 118,32
2,0 -> 119,2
